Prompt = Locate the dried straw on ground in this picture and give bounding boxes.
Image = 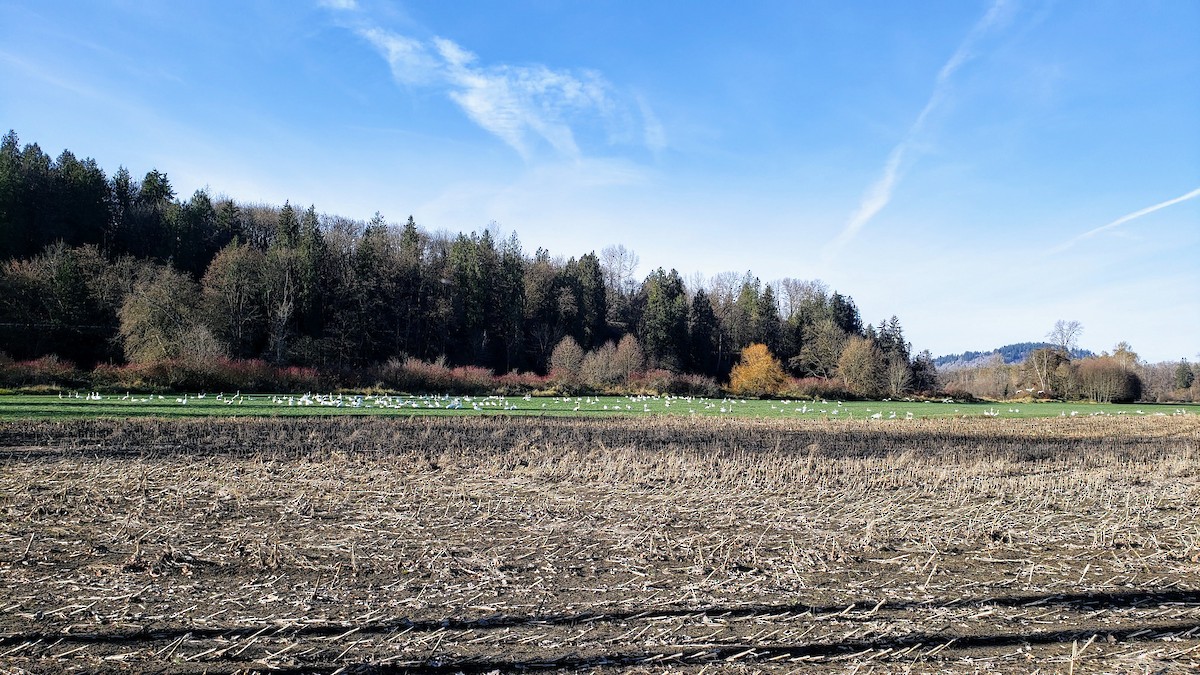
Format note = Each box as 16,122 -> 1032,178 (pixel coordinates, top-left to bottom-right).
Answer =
1,415 -> 1197,673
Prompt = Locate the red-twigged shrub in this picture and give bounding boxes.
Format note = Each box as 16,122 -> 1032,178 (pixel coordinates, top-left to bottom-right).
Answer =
494,370 -> 549,394
89,362 -> 138,391
448,365 -> 496,395
0,355 -> 86,389
631,369 -> 721,397
91,358 -> 326,393
377,357 -> 499,394
379,357 -> 450,392
784,377 -> 857,401
274,365 -> 322,392
92,359 -> 201,392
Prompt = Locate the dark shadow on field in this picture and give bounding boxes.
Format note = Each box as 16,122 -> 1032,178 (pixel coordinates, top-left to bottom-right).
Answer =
0,415 -> 1185,464
5,621 -> 1198,674
299,621 -> 1200,674
3,590 -> 1196,649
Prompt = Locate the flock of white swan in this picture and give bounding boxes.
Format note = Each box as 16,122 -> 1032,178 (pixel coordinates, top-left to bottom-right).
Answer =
49,390 -> 1192,419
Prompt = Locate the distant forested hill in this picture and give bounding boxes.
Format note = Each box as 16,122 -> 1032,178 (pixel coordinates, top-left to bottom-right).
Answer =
935,343 -> 1095,370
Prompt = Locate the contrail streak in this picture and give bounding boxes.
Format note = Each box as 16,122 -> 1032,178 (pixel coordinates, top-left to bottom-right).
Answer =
1050,186 -> 1200,254
823,0 -> 1012,259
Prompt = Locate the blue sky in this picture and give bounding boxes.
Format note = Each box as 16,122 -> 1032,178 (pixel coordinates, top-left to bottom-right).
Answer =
2,0 -> 1197,362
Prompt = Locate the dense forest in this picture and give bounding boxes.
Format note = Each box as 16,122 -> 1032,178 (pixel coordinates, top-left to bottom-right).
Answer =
0,131 -> 935,392
1,131 -> 1195,402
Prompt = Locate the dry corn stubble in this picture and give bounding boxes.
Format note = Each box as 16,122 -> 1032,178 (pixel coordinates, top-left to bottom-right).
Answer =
0,415 -> 1197,674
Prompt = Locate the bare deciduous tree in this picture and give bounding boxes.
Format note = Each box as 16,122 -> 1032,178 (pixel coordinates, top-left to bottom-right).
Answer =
263,247 -> 297,364
775,278 -> 829,321
1111,341 -> 1139,372
549,335 -> 584,383
201,242 -> 265,358
886,356 -> 913,397
600,244 -> 639,299
838,335 -> 885,398
1048,319 -> 1082,355
118,264 -> 206,363
792,318 -> 848,378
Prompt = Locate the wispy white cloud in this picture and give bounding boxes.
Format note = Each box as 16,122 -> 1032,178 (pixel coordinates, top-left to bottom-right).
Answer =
438,44 -> 611,158
317,0 -> 358,10
637,94 -> 666,154
823,0 -> 1015,259
358,27 -> 438,86
1048,186 -> 1200,254
324,5 -> 657,160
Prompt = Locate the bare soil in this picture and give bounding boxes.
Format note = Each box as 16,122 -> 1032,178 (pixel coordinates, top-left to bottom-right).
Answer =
1,416 -> 1198,673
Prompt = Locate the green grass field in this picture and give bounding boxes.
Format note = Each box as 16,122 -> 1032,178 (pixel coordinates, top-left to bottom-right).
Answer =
0,391 -> 1196,421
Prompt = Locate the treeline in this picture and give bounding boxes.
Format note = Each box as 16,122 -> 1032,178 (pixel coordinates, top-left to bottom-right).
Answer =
22,130 -> 1198,403
0,130 -> 947,397
939,343 -> 1200,403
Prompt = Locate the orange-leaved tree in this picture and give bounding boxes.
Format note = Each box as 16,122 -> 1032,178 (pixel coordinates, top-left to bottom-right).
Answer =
729,343 -> 787,397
